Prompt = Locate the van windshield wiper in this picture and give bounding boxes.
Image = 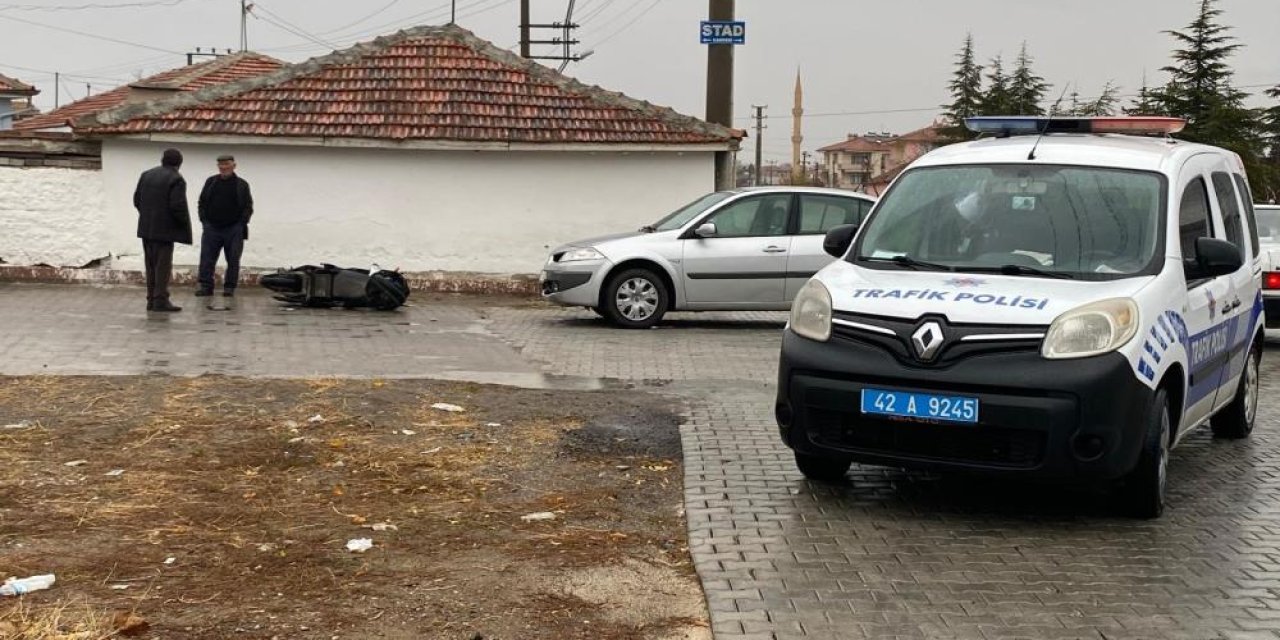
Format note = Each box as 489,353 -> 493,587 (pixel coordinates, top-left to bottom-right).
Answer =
639,224 -> 657,233
963,264 -> 1075,279
857,255 -> 954,272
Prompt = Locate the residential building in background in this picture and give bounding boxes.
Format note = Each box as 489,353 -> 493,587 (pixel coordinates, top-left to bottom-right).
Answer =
818,123 -> 944,194
0,74 -> 38,130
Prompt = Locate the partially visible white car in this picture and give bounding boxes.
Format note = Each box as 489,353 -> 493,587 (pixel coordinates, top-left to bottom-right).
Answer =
1257,204 -> 1280,327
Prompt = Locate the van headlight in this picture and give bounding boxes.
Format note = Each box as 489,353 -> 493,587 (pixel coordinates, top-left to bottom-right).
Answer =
1042,298 -> 1139,359
790,280 -> 832,342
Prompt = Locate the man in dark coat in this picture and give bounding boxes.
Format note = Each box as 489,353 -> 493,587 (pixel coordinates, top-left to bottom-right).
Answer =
133,148 -> 192,312
196,154 -> 253,297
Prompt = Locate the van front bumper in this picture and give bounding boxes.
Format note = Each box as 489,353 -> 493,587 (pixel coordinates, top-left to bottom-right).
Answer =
776,330 -> 1155,481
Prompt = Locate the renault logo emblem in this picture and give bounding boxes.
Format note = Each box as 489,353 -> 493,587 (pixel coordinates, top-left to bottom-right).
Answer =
911,322 -> 945,361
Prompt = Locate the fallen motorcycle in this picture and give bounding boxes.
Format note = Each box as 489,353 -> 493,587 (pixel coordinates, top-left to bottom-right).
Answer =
259,264 -> 410,311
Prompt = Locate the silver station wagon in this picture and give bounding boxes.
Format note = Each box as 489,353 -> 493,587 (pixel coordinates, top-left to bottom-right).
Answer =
540,187 -> 877,328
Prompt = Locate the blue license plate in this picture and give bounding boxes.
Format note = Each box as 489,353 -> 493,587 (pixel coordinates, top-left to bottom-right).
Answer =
860,388 -> 979,424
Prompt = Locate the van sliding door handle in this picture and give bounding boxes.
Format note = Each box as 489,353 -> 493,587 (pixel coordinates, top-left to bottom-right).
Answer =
763,246 -> 788,253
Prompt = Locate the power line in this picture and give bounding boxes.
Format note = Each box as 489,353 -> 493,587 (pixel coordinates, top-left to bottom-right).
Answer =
0,61 -> 132,84
249,1 -> 338,50
586,0 -> 662,49
255,0 -> 496,55
316,0 -> 402,36
0,0 -> 185,10
734,81 -> 1280,123
578,0 -> 618,23
0,12 -> 181,54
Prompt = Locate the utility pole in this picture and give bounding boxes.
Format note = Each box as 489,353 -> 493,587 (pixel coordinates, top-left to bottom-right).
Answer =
54,72 -> 59,108
520,0 -> 531,58
240,0 -> 248,51
801,151 -> 811,186
706,0 -> 734,190
516,1 -> 585,66
752,105 -> 766,186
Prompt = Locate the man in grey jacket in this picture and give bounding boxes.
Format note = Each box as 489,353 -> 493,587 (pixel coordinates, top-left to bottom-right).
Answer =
133,148 -> 193,312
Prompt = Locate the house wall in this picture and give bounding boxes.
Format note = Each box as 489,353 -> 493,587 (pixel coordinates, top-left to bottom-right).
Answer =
0,165 -> 105,266
98,140 -> 716,274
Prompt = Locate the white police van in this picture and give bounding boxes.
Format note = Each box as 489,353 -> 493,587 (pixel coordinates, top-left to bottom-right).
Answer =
777,116 -> 1264,518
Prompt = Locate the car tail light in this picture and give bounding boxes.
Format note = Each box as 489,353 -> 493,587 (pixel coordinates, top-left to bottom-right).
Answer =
1265,272 -> 1280,290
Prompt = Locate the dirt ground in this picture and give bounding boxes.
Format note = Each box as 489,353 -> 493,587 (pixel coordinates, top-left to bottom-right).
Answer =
0,376 -> 708,640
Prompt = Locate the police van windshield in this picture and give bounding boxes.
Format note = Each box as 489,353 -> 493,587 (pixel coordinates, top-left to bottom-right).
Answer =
853,164 -> 1165,281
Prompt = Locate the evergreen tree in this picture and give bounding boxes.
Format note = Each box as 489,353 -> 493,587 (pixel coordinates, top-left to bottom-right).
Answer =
1150,0 -> 1269,196
1078,82 -> 1121,116
942,34 -> 984,139
1260,85 -> 1280,201
1062,89 -> 1081,116
979,55 -> 1013,115
1008,42 -> 1049,115
1126,74 -> 1161,115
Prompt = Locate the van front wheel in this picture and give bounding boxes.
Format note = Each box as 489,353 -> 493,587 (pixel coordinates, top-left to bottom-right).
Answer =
1119,389 -> 1170,519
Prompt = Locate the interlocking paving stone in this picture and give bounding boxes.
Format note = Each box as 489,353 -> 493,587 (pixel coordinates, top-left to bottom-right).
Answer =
8,284 -> 1280,638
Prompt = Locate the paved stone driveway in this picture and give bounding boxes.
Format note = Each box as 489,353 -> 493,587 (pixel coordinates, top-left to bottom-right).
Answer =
7,283 -> 1280,639
490,308 -> 1280,640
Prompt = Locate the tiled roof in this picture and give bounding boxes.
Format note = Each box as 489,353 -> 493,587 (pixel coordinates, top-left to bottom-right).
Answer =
818,136 -> 893,153
0,73 -> 38,96
817,124 -> 945,154
82,25 -> 740,146
16,52 -> 282,131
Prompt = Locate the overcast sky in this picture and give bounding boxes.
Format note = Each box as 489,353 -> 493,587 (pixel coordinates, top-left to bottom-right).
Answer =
2,0 -> 1277,164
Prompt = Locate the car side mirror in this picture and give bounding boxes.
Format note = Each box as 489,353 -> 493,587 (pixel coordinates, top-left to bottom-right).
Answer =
1185,237 -> 1243,280
823,224 -> 859,258
694,222 -> 718,238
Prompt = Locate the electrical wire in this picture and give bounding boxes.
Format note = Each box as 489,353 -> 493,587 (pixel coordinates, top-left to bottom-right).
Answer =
249,1 -> 338,50
735,81 -> 1280,122
257,0 -> 508,55
313,0 -> 402,36
585,0 -> 662,49
577,0 -> 617,24
0,0 -> 186,10
0,60 -> 136,84
0,12 -> 181,53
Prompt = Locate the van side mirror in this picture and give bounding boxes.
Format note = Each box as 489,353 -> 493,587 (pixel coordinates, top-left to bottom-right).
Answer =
1185,237 -> 1243,280
823,224 -> 859,258
694,222 -> 718,238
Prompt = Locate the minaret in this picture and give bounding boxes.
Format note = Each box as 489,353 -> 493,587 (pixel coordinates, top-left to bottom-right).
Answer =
791,71 -> 804,184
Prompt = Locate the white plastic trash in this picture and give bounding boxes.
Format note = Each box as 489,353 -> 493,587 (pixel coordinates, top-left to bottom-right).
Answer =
1,574 -> 55,596
346,538 -> 373,553
431,403 -> 465,413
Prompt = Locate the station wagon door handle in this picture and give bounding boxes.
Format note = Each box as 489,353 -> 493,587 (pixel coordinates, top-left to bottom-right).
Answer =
763,246 -> 788,253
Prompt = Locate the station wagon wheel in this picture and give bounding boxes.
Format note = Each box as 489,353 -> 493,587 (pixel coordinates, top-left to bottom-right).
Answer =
602,268 -> 669,329
1212,341 -> 1261,439
1119,388 -> 1170,519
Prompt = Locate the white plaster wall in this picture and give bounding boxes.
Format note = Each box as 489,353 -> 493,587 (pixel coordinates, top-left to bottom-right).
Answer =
101,140 -> 716,274
0,166 -> 105,266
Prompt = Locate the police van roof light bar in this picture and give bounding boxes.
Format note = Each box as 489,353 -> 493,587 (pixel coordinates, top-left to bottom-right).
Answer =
964,116 -> 1186,137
